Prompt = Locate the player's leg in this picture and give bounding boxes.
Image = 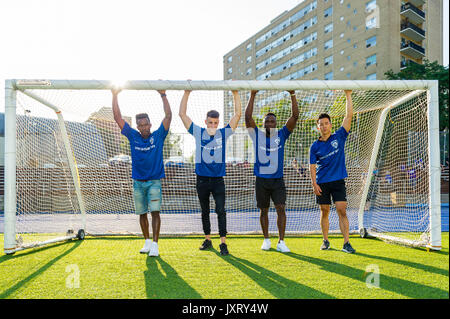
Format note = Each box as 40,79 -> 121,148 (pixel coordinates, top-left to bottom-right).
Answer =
211,178 -> 226,242
196,176 -> 213,250
319,204 -> 331,241
335,201 -> 349,243
133,180 -> 152,253
317,181 -> 332,250
331,180 -> 355,253
255,177 -> 271,250
148,180 -> 162,257
272,178 -> 289,252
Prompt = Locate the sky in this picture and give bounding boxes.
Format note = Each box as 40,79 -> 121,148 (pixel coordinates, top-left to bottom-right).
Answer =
0,0 -> 448,110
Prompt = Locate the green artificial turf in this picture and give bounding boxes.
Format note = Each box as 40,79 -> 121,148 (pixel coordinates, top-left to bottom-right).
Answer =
0,234 -> 448,299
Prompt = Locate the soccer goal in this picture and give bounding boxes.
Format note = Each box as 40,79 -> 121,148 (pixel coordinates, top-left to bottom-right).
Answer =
2,79 -> 441,254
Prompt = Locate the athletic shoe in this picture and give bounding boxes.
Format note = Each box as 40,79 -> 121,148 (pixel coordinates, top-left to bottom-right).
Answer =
320,239 -> 330,250
148,241 -> 159,257
261,238 -> 271,251
199,239 -> 213,250
342,242 -> 356,254
276,240 -> 290,253
219,243 -> 229,256
140,239 -> 152,254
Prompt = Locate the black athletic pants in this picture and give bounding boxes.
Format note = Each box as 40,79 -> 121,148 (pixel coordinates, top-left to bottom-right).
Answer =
196,175 -> 227,238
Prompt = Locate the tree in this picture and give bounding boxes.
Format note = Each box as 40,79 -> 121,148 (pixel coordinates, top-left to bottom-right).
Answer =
385,59 -> 449,130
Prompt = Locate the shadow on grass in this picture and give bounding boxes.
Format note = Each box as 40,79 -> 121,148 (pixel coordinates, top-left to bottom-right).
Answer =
213,250 -> 335,299
355,251 -> 449,277
286,252 -> 449,299
0,240 -> 81,264
0,240 -> 82,298
145,257 -> 202,299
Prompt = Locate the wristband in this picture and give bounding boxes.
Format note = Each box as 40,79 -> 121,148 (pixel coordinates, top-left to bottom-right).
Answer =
160,93 -> 166,97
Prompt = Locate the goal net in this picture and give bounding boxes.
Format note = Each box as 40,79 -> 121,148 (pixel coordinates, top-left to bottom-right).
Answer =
2,80 -> 441,253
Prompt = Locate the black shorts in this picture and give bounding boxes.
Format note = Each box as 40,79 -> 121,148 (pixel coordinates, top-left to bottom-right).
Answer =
255,177 -> 286,209
316,179 -> 347,205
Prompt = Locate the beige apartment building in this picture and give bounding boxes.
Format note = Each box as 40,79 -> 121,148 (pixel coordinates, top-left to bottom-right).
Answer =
223,0 -> 443,86
222,0 -> 442,160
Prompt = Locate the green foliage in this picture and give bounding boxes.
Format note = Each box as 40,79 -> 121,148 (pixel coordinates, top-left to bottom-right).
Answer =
385,60 -> 449,130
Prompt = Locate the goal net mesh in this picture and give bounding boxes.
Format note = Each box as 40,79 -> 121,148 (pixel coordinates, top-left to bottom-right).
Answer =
7,85 -> 431,247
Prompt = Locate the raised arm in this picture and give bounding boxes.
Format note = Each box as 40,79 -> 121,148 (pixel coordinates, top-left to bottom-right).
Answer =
285,90 -> 299,132
245,90 -> 258,129
111,88 -> 125,130
179,90 -> 193,130
228,90 -> 242,130
342,90 -> 353,132
158,90 -> 172,131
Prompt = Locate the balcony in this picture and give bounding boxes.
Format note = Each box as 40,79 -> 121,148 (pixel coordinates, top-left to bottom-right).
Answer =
401,41 -> 425,59
401,3 -> 425,24
407,0 -> 425,7
400,22 -> 425,42
400,59 -> 420,70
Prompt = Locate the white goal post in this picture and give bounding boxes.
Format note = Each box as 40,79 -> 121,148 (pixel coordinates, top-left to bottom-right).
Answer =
3,79 -> 441,254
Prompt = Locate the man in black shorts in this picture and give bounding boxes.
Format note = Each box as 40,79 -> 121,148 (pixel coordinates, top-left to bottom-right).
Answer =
245,90 -> 299,252
309,90 -> 355,253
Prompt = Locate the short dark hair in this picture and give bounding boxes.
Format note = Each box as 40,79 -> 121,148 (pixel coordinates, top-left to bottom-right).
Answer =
136,113 -> 150,123
264,112 -> 277,119
206,110 -> 220,119
317,113 -> 331,123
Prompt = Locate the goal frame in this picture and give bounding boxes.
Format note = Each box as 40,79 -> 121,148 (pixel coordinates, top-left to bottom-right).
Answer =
3,79 -> 441,254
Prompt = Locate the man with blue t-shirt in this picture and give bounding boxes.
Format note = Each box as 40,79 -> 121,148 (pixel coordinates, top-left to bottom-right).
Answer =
179,88 -> 241,255
245,90 -> 299,253
112,87 -> 172,257
309,90 -> 355,253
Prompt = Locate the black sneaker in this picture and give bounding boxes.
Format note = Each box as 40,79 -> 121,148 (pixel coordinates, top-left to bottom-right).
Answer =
320,239 -> 330,250
199,239 -> 212,250
342,242 -> 356,254
219,243 -> 229,256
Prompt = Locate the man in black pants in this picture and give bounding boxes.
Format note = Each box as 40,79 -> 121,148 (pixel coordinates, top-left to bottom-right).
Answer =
245,90 -> 299,252
179,88 -> 241,255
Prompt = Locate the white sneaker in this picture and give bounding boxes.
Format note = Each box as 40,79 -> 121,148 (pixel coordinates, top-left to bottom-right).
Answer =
139,239 -> 152,254
276,240 -> 290,253
148,241 -> 159,257
261,238 -> 271,250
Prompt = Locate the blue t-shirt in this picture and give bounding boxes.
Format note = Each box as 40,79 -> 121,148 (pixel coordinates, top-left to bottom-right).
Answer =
121,121 -> 168,180
188,122 -> 233,177
249,126 -> 291,179
309,126 -> 349,184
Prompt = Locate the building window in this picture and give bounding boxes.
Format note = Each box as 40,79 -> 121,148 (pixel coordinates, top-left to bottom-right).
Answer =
324,55 -> 333,66
325,71 -> 333,80
246,56 -> 252,63
324,6 -> 332,18
340,67 -> 344,72
324,39 -> 333,50
366,16 -> 377,30
246,68 -> 252,75
227,67 -> 233,74
366,36 -> 376,48
227,56 -> 232,63
366,73 -> 376,80
246,43 -> 252,51
324,23 -> 333,34
366,0 -> 376,12
340,32 -> 345,38
366,54 -> 376,67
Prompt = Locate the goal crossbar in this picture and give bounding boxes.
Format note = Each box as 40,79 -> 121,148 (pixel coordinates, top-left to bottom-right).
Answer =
12,79 -> 435,91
